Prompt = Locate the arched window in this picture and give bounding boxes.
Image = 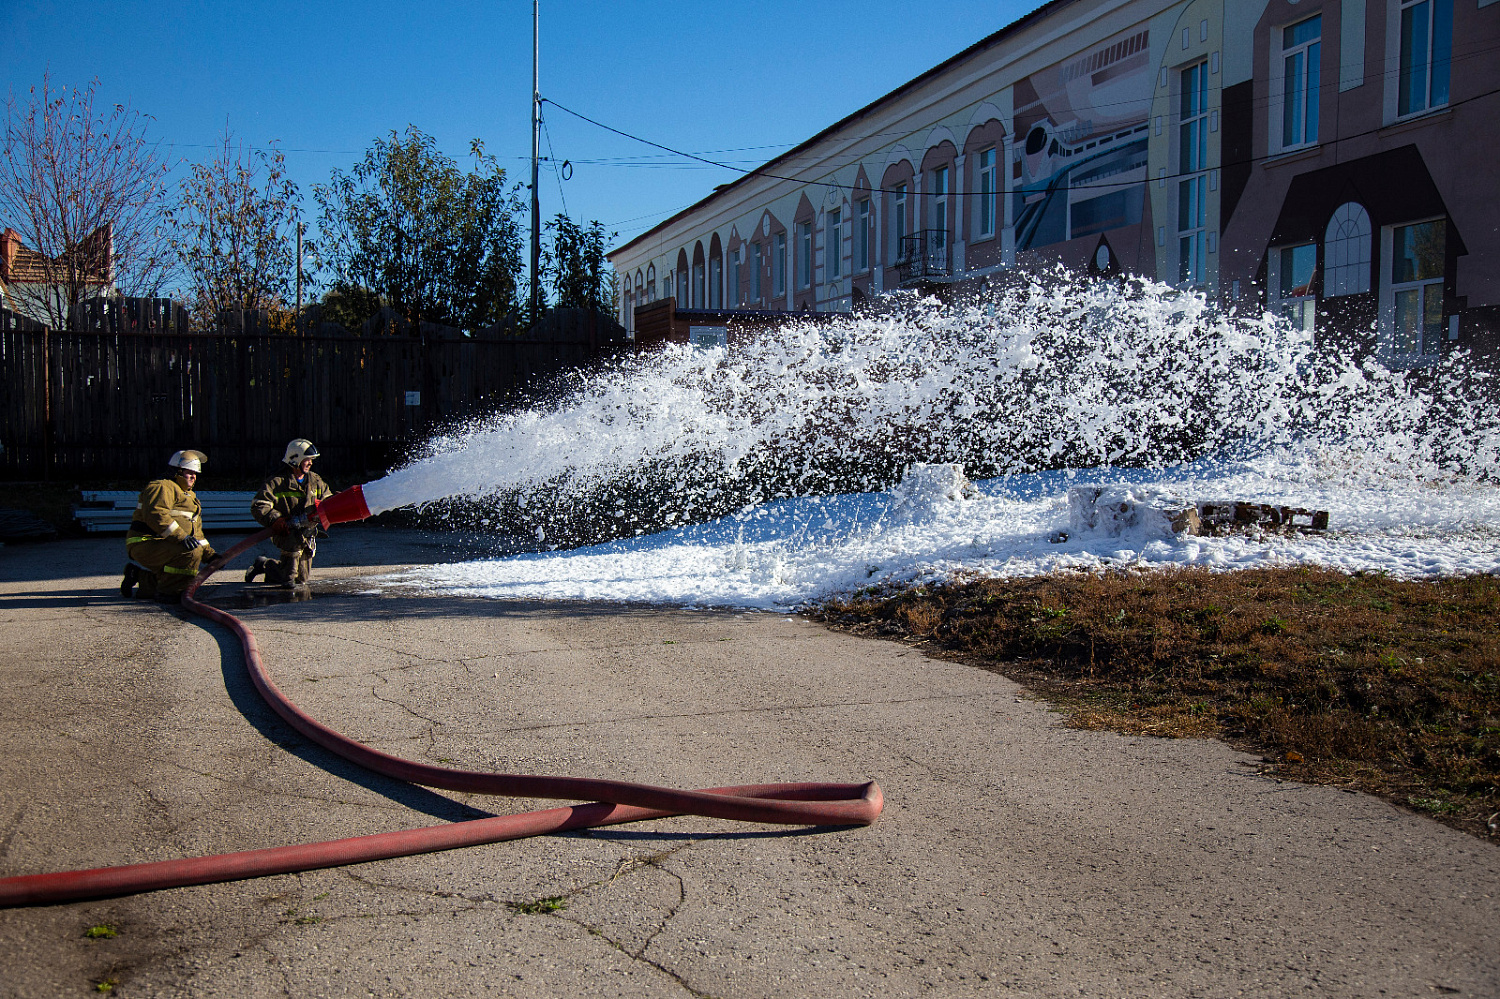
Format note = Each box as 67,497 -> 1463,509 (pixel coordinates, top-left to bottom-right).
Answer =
1324,202 -> 1372,297
646,263 -> 657,301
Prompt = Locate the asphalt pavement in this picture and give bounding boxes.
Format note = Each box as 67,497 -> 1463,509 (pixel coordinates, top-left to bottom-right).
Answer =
1,527 -> 1496,998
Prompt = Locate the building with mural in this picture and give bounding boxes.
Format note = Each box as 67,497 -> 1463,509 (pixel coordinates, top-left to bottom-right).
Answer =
607,0 -> 1499,365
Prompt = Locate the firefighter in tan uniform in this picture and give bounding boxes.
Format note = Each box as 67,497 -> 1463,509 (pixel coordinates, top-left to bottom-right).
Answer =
120,450 -> 217,603
245,439 -> 334,588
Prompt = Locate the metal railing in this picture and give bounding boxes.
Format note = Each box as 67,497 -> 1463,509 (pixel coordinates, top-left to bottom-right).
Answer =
897,229 -> 952,284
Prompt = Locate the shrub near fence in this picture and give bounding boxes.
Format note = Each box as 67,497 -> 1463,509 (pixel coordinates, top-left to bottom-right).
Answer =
0,309 -> 627,482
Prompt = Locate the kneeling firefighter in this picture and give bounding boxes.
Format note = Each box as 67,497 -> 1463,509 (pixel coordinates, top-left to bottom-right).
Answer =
121,450 -> 216,604
246,439 -> 334,588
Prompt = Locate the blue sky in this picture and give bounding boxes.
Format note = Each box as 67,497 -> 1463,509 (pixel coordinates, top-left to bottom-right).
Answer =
2,0 -> 1043,287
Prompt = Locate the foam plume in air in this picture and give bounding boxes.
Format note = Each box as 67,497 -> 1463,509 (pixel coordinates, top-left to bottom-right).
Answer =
359,272 -> 1499,544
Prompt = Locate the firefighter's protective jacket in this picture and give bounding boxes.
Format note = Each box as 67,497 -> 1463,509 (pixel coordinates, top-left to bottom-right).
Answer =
128,477 -> 207,546
251,465 -> 333,529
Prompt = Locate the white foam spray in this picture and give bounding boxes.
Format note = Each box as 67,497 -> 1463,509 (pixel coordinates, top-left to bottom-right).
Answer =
360,273 -> 1499,544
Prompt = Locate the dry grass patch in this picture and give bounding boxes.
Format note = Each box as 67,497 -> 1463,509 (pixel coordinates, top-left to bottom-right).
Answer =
810,566 -> 1500,841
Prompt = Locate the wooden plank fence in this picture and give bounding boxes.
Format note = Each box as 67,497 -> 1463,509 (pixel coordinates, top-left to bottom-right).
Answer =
0,310 -> 627,482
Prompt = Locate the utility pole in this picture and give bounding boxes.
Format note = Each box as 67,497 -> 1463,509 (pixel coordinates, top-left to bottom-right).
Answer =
530,0 -> 542,322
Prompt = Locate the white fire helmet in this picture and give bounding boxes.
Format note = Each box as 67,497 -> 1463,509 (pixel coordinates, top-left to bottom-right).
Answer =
282,439 -> 321,465
168,450 -> 207,474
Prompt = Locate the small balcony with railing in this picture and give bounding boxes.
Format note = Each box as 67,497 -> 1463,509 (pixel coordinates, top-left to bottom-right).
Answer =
897,229 -> 952,285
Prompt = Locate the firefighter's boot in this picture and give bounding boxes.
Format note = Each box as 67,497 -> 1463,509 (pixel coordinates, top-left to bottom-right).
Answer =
120,563 -> 139,598
245,556 -> 274,584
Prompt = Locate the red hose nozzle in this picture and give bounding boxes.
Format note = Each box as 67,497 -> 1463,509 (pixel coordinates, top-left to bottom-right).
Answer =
316,484 -> 372,529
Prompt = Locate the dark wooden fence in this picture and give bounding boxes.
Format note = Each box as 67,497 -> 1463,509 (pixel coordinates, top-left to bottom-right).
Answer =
0,310 -> 627,482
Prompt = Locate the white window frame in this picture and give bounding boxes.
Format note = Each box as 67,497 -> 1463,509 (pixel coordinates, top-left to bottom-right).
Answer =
1388,0 -> 1453,121
1268,242 -> 1318,333
931,165 -> 949,250
827,208 -> 842,280
1324,202 -> 1372,297
774,232 -> 786,297
797,220 -> 812,289
1271,14 -> 1322,154
856,198 -> 870,271
891,183 -> 907,263
1176,61 -> 1210,287
1381,216 -> 1446,363
976,146 -> 997,239
646,263 -> 656,302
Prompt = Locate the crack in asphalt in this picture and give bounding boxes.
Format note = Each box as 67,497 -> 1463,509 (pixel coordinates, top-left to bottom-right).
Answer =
378,689 -> 1004,739
249,624 -> 469,667
522,841 -> 715,998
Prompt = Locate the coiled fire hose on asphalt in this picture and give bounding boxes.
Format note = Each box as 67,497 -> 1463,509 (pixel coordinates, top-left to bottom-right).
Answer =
0,485 -> 882,907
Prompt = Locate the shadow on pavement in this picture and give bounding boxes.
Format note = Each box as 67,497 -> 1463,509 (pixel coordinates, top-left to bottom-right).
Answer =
193,610 -> 500,825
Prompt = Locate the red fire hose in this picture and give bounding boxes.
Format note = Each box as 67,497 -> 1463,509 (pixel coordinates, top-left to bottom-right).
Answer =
0,486 -> 882,907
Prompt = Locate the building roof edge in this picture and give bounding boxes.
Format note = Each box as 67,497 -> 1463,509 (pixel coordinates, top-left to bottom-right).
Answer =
608,0 -> 1078,262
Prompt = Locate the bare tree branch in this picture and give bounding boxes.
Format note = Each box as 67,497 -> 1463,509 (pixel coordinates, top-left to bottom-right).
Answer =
167,125 -> 305,330
1,73 -> 174,328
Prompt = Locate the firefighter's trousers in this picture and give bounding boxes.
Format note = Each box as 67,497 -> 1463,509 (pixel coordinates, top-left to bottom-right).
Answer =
270,535 -> 316,585
126,538 -> 206,596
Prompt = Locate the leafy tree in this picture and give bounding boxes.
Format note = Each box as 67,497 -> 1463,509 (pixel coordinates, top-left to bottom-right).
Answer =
167,128 -> 306,330
314,127 -> 524,333
318,285 -> 384,331
543,213 -> 616,315
0,74 -> 173,327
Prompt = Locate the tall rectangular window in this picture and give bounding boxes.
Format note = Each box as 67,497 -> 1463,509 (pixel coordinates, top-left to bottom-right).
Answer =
931,166 -> 949,247
774,232 -> 786,297
729,249 -> 740,307
1177,62 -> 1209,285
1390,219 -> 1445,357
797,221 -> 812,289
856,198 -> 870,271
751,242 -> 762,302
827,209 -> 842,280
977,147 -> 997,238
1274,243 -> 1318,332
1281,14 -> 1321,149
1399,0 -> 1452,117
892,183 -> 907,263
693,262 -> 705,308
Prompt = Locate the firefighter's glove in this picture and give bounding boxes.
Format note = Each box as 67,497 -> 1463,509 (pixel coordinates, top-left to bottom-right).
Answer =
270,515 -> 293,537
181,536 -> 209,552
203,546 -> 218,561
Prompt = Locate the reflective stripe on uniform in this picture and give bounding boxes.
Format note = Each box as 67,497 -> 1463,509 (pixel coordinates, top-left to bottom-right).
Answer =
273,490 -> 305,499
125,535 -> 157,545
163,565 -> 197,575
172,509 -> 198,520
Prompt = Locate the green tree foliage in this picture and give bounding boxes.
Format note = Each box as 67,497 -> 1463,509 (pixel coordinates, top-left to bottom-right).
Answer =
168,128 -> 306,330
318,285 -> 384,331
314,128 -> 524,333
543,213 -> 616,315
0,74 -> 172,327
